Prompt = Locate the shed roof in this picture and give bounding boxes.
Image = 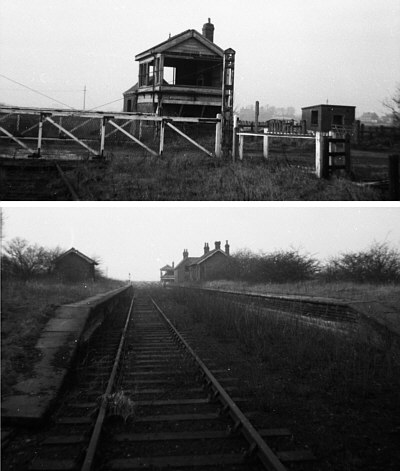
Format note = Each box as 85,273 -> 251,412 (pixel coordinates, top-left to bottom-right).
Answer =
135,29 -> 224,61
123,83 -> 138,96
301,104 -> 356,110
54,248 -> 98,265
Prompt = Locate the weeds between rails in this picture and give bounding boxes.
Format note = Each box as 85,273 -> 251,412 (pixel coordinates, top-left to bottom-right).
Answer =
152,287 -> 400,469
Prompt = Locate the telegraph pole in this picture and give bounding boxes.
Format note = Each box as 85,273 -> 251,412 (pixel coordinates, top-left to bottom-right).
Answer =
83,85 -> 87,110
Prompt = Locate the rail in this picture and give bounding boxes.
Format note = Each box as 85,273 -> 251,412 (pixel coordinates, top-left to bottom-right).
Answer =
151,296 -> 288,471
81,294 -> 135,471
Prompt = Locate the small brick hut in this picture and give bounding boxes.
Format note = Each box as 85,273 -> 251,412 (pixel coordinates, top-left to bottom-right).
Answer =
53,248 -> 98,282
301,104 -> 356,132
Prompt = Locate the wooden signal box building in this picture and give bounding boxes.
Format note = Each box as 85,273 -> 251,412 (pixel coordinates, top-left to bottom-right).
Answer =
123,20 -> 225,117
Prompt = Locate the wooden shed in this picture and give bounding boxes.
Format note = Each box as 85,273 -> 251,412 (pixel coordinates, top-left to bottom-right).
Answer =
301,104 -> 356,133
123,20 -> 225,117
53,248 -> 98,282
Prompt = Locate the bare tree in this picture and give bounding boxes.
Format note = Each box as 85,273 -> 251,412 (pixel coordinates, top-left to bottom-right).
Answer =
383,85 -> 400,126
2,238 -> 63,280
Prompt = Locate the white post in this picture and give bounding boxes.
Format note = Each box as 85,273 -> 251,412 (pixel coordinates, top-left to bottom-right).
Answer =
315,132 -> 323,178
232,114 -> 239,162
100,117 -> 107,158
263,128 -> 269,159
239,134 -> 244,161
37,113 -> 44,157
159,119 -> 165,156
215,113 -> 222,158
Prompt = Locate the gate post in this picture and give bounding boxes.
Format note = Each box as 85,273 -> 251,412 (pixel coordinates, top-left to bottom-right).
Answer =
159,119 -> 165,156
263,129 -> 269,159
37,113 -> 46,158
232,115 -> 239,162
239,134 -> 244,161
221,48 -> 236,157
315,132 -> 329,178
100,117 -> 107,158
215,113 -> 222,158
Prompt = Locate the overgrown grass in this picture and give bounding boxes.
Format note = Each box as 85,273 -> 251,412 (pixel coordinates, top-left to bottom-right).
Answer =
64,143 -> 383,200
166,288 -> 400,405
1,277 -> 125,395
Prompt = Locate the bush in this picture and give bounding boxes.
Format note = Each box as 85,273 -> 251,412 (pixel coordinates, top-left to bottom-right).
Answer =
323,242 -> 400,283
219,248 -> 320,283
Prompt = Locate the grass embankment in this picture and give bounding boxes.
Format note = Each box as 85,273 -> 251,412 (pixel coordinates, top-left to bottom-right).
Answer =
202,279 -> 400,304
1,277 -> 125,396
153,287 -> 400,469
202,279 -> 400,336
64,142 -> 383,201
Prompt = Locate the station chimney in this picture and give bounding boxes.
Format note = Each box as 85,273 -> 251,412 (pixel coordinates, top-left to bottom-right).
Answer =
202,18 -> 214,42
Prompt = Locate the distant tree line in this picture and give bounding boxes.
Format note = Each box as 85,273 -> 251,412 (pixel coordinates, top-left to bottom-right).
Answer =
217,243 -> 400,284
238,104 -> 298,122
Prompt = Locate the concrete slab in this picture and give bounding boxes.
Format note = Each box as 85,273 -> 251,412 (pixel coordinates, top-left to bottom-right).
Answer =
1,285 -> 131,426
49,305 -> 89,319
36,331 -> 78,348
44,316 -> 86,333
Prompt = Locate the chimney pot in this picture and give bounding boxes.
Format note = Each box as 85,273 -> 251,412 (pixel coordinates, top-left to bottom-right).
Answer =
215,241 -> 221,250
202,19 -> 214,42
225,240 -> 230,256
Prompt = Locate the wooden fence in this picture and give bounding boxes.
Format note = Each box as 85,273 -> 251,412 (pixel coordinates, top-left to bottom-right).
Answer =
0,106 -> 222,159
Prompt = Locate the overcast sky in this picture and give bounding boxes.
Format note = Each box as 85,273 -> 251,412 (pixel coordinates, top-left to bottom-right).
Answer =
2,206 -> 400,281
1,0 -> 399,116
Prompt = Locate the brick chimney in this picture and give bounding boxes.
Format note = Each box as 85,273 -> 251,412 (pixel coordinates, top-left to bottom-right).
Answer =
183,249 -> 188,259
214,241 -> 221,250
202,18 -> 214,42
204,243 -> 209,254
225,240 -> 230,255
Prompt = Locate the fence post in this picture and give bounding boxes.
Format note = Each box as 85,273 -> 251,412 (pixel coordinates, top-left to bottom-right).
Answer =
159,119 -> 165,157
263,129 -> 269,159
232,115 -> 239,162
37,113 -> 45,157
315,132 -> 323,178
139,120 -> 143,140
100,117 -> 107,158
389,154 -> 399,200
239,134 -> 244,161
315,132 -> 329,178
215,113 -> 222,158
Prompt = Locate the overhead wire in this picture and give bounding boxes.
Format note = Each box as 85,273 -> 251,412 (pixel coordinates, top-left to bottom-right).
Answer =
0,73 -> 76,109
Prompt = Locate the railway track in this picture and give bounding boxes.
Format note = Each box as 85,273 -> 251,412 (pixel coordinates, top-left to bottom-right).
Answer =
2,294 -> 315,471
0,158 -> 85,200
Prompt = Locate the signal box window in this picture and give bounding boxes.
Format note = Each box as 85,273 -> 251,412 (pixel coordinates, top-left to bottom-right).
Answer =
311,110 -> 318,125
